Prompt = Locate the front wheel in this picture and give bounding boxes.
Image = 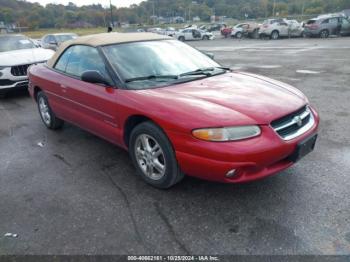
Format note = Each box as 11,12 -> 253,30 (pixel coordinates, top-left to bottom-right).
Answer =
271,30 -> 279,40
178,36 -> 185,41
202,35 -> 209,40
129,122 -> 184,189
37,91 -> 64,129
236,32 -> 243,39
320,29 -> 329,39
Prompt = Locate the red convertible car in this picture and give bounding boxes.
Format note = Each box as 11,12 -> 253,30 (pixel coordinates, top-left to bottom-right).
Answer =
28,33 -> 319,188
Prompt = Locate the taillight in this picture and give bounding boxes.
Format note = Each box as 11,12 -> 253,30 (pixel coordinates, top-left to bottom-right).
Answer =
307,24 -> 318,30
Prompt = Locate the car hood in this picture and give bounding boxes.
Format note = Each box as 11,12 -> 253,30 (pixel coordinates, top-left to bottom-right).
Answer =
134,72 -> 307,129
0,48 -> 54,66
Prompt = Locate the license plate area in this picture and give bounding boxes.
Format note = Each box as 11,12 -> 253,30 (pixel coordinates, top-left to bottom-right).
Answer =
288,134 -> 317,162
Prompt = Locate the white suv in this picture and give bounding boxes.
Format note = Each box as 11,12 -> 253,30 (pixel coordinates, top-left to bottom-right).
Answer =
0,35 -> 54,97
259,19 -> 304,39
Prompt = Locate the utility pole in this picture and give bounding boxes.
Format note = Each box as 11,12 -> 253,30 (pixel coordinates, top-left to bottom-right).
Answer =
110,0 -> 113,27
301,0 -> 305,17
272,0 -> 276,17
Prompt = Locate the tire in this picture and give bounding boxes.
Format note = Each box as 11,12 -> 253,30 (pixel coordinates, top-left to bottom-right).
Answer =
202,35 -> 209,40
178,36 -> 185,41
320,29 -> 329,39
0,91 -> 6,99
236,32 -> 242,39
37,91 -> 64,130
271,30 -> 279,40
129,121 -> 184,189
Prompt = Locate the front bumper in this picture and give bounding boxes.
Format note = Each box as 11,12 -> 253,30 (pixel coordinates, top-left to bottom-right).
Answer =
303,28 -> 320,36
0,67 -> 29,90
168,107 -> 320,183
259,31 -> 272,37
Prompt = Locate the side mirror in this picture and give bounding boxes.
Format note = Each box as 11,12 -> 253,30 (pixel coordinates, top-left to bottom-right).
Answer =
81,70 -> 109,85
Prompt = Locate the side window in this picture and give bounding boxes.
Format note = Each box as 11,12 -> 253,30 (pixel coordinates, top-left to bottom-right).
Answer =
48,35 -> 55,43
65,45 -> 110,82
54,46 -> 74,72
322,19 -> 329,24
329,18 -> 338,24
42,36 -> 49,44
342,18 -> 350,25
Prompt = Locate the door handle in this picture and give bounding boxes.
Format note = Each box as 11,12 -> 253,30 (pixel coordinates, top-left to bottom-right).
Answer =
60,84 -> 67,89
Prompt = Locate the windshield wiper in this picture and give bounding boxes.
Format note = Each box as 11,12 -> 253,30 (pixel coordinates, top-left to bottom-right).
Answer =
179,67 -> 231,77
125,75 -> 178,83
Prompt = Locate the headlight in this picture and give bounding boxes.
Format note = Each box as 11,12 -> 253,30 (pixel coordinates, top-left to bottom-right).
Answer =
192,125 -> 261,142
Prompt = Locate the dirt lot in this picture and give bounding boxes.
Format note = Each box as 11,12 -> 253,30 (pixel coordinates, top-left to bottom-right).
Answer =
0,37 -> 350,255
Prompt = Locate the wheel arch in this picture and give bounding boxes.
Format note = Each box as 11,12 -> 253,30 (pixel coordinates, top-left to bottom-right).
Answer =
33,86 -> 43,102
123,115 -> 156,148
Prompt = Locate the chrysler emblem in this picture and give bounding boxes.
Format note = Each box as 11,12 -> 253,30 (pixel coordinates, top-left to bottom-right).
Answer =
293,116 -> 303,127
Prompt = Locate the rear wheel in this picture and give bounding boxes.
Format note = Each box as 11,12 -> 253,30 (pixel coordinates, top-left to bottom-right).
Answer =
320,29 -> 329,38
129,121 -> 184,189
178,36 -> 185,41
202,35 -> 209,40
37,91 -> 64,129
0,91 -> 6,99
271,30 -> 279,40
236,32 -> 243,39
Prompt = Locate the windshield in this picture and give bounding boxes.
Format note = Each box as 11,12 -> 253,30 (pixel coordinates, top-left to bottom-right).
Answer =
0,36 -> 36,52
55,34 -> 77,43
103,40 -> 222,89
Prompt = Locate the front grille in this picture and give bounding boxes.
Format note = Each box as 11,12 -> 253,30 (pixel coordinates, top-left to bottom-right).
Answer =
11,64 -> 31,76
271,105 -> 314,140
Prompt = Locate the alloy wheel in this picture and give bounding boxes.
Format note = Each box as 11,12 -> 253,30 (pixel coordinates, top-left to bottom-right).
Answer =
134,134 -> 166,180
320,30 -> 329,38
39,96 -> 51,126
271,31 -> 279,40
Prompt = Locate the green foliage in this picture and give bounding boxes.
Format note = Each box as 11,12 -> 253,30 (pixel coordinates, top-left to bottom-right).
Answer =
0,0 -> 349,29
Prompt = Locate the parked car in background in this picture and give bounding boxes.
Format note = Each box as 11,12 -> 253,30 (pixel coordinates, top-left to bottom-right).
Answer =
31,38 -> 42,47
41,33 -> 78,51
204,23 -> 226,32
286,19 -> 305,36
230,24 -> 244,38
0,35 -> 54,97
159,27 -> 177,37
176,28 -> 214,41
304,16 -> 350,38
147,27 -> 163,33
28,33 -> 319,188
222,22 -> 260,39
259,18 -> 303,39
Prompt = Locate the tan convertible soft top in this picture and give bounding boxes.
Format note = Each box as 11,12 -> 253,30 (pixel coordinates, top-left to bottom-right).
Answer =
47,32 -> 171,68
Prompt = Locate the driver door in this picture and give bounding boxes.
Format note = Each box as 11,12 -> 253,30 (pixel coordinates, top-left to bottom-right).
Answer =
57,45 -> 121,144
184,29 -> 194,40
341,17 -> 350,35
278,22 -> 289,36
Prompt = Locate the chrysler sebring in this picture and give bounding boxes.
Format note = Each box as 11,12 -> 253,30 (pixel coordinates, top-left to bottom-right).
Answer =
28,33 -> 319,188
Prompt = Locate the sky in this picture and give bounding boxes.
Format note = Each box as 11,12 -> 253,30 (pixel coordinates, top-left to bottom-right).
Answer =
26,0 -> 144,8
